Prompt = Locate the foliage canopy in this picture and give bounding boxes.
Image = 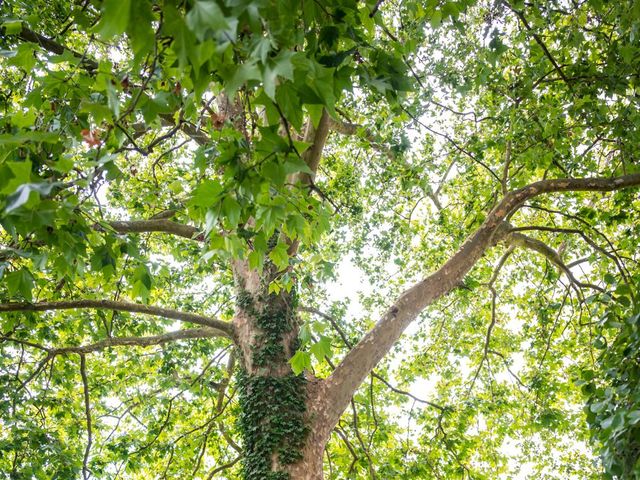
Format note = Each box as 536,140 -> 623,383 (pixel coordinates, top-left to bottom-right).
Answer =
1,0 -> 640,478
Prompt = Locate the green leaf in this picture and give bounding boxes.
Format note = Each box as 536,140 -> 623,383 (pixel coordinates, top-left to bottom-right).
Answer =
105,80 -> 120,117
163,6 -> 196,69
275,84 -> 303,131
253,37 -> 272,64
309,335 -> 332,362
289,350 -> 311,375
283,156 -> 314,175
248,250 -> 264,271
0,132 -> 59,146
189,180 -> 224,208
261,160 -> 286,186
284,214 -> 306,239
299,323 -> 312,345
1,19 -> 23,35
263,51 -> 294,100
430,10 -> 443,28
255,204 -> 285,235
0,160 -> 32,194
268,242 -> 290,271
226,62 -> 261,97
6,43 -> 36,71
6,268 -> 34,301
131,264 -> 152,302
222,195 -> 242,227
186,1 -> 229,41
127,0 -> 155,59
96,0 -> 131,38
305,104 -> 324,128
5,182 -> 58,213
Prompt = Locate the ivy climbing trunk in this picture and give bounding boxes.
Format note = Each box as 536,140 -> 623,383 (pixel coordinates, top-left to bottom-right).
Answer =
233,259 -> 316,479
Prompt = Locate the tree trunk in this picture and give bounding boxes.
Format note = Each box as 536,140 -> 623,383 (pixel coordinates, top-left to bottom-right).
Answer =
284,439 -> 325,479
233,259 -> 320,479
281,378 -> 341,479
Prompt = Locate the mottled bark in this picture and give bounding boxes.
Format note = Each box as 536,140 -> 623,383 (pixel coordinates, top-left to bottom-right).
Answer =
0,299 -> 232,336
309,173 -> 640,457
230,173 -> 640,479
232,258 -> 308,478
232,260 -> 299,376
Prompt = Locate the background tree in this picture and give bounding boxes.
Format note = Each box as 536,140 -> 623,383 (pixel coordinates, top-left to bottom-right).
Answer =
1,0 -> 640,478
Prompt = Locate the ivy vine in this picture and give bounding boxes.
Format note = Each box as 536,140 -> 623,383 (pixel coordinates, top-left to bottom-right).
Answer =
236,283 -> 308,479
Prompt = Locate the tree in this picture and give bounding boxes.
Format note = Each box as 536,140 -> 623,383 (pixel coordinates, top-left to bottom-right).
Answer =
1,0 -> 640,478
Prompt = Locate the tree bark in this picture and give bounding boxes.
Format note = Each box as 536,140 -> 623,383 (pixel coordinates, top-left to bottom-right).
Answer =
311,173 -> 640,436
281,173 -> 640,478
232,258 -> 310,478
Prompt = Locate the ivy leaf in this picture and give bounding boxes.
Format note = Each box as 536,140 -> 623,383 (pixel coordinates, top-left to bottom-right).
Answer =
629,411 -> 640,425
267,280 -> 281,294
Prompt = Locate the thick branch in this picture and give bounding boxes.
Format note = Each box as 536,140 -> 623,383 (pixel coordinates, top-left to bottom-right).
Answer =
107,219 -> 203,241
298,110 -> 332,184
15,26 -> 99,70
158,114 -> 211,146
316,173 -> 640,436
206,455 -> 243,480
0,300 -> 234,338
1,328 -> 224,355
504,230 -> 605,293
286,110 -> 332,256
329,118 -> 394,160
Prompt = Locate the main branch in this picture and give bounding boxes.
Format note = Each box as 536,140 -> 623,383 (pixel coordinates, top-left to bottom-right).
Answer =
15,26 -> 99,70
1,327 -> 222,355
315,173 -> 640,437
0,300 -> 234,338
107,219 -> 203,241
504,229 -> 605,293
